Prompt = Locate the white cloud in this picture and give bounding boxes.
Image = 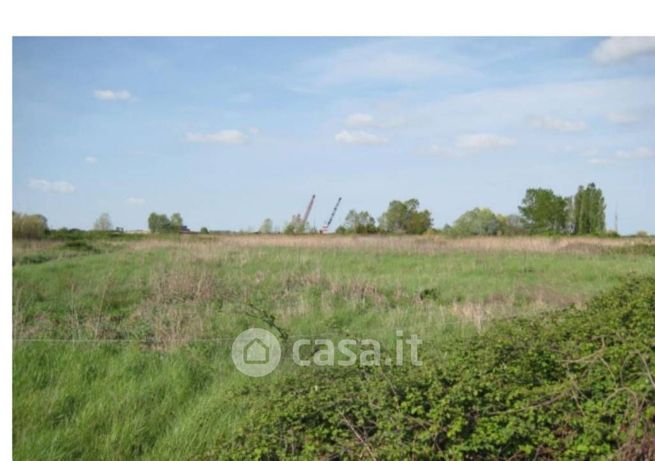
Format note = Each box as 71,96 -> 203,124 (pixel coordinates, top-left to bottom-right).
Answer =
345,113 -> 374,127
186,130 -> 247,144
529,115 -> 587,133
85,156 -> 98,164
616,147 -> 655,160
29,179 -> 75,194
592,37 -> 655,63
606,112 -> 639,125
93,89 -> 132,101
126,197 -> 146,205
455,133 -> 517,150
304,41 -> 462,86
335,130 -> 387,145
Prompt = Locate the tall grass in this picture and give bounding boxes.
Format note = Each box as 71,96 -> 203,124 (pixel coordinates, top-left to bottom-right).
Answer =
12,235 -> 655,459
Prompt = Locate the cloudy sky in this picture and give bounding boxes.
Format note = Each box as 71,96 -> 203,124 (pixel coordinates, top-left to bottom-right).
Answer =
12,37 -> 655,233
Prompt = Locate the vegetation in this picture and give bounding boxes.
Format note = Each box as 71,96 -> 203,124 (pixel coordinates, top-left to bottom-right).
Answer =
338,209 -> 378,234
12,234 -> 655,459
284,214 -> 311,234
448,207 -> 504,236
378,199 -> 432,234
519,188 -> 569,234
259,218 -> 274,234
225,275 -> 655,459
93,212 -> 113,231
12,212 -> 48,239
147,212 -> 185,233
572,183 -> 606,234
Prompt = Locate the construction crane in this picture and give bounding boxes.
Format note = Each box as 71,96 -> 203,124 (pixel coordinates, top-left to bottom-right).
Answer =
300,194 -> 316,231
320,197 -> 342,234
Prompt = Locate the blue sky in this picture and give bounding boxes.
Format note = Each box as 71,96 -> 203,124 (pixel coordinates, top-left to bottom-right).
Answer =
12,37 -> 655,233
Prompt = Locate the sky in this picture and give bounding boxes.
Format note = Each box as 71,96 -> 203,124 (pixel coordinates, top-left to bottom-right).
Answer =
12,37 -> 655,233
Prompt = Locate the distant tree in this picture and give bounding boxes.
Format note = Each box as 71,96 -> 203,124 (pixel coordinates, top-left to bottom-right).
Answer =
518,188 -> 568,234
572,183 -> 606,234
284,214 -> 307,234
13,212 -> 48,239
148,212 -> 171,233
93,212 -> 113,231
378,199 -> 432,234
449,208 -> 502,236
170,213 -> 184,232
499,214 -> 527,236
259,218 -> 274,234
200,227 -> 209,234
343,210 -> 377,234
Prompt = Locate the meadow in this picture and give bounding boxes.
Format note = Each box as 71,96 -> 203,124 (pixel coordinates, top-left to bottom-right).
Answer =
12,235 -> 655,459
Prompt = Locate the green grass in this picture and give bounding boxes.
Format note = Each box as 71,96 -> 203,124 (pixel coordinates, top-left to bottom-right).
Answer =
12,236 -> 655,459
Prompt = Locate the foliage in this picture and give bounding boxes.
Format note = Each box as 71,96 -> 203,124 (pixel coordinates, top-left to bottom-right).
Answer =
284,214 -> 308,234
93,212 -> 113,231
13,212 -> 48,239
342,209 -> 377,234
223,276 -> 655,459
199,227 -> 209,234
499,213 -> 527,235
519,188 -> 569,234
148,212 -> 184,233
170,213 -> 184,232
572,183 -> 606,235
449,207 -> 503,236
148,212 -> 171,233
378,199 -> 432,234
259,218 -> 274,234
13,237 -> 655,459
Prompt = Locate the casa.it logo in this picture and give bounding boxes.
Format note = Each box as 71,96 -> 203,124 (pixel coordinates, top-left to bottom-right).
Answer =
231,328 -> 282,377
231,328 -> 423,377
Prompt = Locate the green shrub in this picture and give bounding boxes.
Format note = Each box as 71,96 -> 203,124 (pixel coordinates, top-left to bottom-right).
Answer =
13,212 -> 48,239
220,276 -> 655,459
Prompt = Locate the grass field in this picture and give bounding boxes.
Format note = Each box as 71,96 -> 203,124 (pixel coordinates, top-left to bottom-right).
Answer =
12,235 -> 655,459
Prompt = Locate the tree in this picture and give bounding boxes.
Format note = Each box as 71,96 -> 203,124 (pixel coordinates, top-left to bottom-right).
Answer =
200,227 -> 209,234
449,208 -> 502,236
93,212 -> 113,231
284,214 -> 307,234
259,218 -> 274,234
170,213 -> 184,232
13,212 -> 48,239
148,212 -> 171,233
378,199 -> 432,234
572,183 -> 606,234
499,214 -> 526,236
343,210 -> 377,234
518,188 -> 568,234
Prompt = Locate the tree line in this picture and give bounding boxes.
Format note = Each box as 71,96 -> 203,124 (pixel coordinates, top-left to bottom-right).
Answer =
333,183 -> 610,236
12,183 -> 645,239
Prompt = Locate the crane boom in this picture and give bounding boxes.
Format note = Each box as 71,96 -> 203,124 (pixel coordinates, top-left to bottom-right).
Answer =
321,197 -> 342,233
301,194 -> 316,230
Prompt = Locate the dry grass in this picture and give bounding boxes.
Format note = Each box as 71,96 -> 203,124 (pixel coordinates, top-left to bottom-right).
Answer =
128,234 -> 652,256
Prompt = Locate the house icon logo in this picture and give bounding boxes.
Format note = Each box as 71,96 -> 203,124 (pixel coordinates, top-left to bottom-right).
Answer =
244,338 -> 269,364
231,328 -> 281,377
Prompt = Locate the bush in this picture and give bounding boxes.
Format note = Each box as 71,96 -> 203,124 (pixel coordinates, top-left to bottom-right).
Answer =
13,212 -> 48,239
219,276 -> 655,459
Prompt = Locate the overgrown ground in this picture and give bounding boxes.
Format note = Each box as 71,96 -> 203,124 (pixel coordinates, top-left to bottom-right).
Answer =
12,235 -> 655,459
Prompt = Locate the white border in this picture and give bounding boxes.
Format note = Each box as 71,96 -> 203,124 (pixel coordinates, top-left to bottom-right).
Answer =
2,0 -> 654,456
